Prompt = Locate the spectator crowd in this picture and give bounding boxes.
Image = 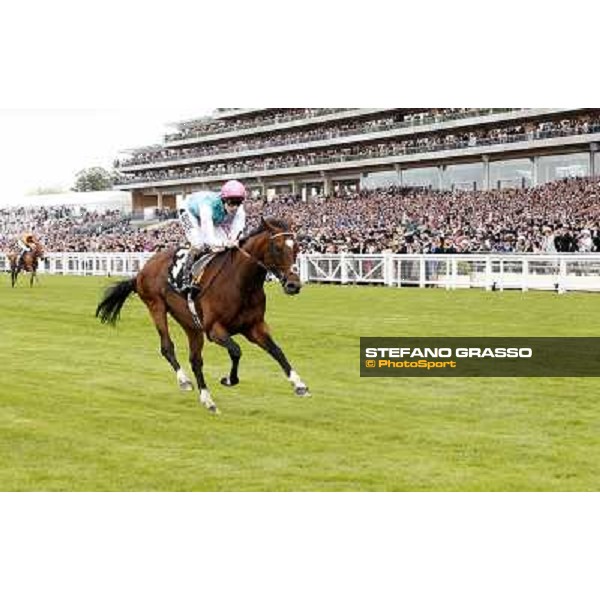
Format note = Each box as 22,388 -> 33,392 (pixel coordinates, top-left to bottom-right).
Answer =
117,108 -> 513,168
164,108 -> 350,142
2,178 -> 600,255
116,114 -> 600,186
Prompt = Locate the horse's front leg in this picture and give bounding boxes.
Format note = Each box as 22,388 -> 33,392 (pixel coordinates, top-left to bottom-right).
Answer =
243,321 -> 310,397
184,327 -> 219,414
209,323 -> 242,388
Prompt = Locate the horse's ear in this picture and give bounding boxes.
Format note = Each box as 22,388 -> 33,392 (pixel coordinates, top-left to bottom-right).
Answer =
261,216 -> 274,232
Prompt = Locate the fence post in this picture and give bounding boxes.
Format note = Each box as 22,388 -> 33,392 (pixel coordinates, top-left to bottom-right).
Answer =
522,257 -> 529,292
340,253 -> 349,285
419,255 -> 426,288
383,253 -> 394,287
451,257 -> 458,290
558,257 -> 567,294
298,255 -> 309,283
397,257 -> 403,288
485,256 -> 493,291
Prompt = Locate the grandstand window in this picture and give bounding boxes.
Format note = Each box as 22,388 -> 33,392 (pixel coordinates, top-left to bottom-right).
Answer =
361,170 -> 398,189
446,163 -> 483,191
490,158 -> 533,189
538,153 -> 590,183
401,167 -> 439,189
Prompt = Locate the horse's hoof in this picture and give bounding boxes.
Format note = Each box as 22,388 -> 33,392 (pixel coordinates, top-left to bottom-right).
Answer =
208,405 -> 220,415
220,376 -> 239,387
295,386 -> 311,397
179,381 -> 194,391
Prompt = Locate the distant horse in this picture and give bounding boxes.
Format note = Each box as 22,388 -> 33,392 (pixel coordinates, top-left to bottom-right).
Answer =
8,245 -> 44,288
96,217 -> 309,413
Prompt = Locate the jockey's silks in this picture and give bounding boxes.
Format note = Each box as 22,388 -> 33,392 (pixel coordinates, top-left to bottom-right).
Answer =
186,191 -> 227,225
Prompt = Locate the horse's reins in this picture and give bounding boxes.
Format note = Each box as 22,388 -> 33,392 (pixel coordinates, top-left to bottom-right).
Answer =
186,231 -> 296,328
236,232 -> 296,283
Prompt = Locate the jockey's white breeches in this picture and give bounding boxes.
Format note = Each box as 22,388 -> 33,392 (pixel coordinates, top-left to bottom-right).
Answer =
178,207 -> 228,249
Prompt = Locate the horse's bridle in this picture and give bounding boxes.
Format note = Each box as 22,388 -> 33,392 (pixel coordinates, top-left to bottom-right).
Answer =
191,232 -> 296,301
237,231 -> 297,284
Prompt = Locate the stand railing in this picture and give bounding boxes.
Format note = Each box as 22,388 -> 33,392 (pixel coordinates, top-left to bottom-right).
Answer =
3,252 -> 600,293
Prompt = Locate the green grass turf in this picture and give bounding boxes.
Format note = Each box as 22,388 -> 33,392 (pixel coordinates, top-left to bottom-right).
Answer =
1,273 -> 599,491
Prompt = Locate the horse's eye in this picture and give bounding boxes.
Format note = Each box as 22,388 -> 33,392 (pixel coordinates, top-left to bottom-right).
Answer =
290,264 -> 299,274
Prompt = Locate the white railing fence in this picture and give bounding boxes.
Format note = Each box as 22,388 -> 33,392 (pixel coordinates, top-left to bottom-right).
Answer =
2,252 -> 600,293
0,252 -> 154,278
299,253 -> 600,293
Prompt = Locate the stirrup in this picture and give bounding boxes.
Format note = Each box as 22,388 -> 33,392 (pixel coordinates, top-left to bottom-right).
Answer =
189,282 -> 202,300
186,290 -> 203,329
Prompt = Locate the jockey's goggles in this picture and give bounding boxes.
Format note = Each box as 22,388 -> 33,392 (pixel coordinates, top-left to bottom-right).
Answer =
223,197 -> 243,207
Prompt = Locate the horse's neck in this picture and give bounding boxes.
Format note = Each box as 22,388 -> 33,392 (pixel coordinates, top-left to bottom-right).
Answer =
241,235 -> 267,264
236,236 -> 268,287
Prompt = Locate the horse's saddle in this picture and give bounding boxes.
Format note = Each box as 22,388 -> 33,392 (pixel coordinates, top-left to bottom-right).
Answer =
168,248 -> 217,294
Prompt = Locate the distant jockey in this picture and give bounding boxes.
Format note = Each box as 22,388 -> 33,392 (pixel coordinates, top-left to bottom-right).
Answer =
178,179 -> 247,289
17,232 -> 40,265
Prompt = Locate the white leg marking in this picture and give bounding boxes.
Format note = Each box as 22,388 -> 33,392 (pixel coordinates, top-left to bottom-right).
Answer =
289,370 -> 303,386
177,369 -> 193,391
199,389 -> 219,414
289,370 -> 310,396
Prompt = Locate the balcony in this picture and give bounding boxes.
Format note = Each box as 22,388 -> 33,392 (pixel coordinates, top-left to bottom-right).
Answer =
116,126 -> 600,189
121,108 -> 576,172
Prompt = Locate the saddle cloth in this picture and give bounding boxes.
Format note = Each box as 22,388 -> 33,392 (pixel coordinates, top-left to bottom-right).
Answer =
168,248 -> 217,294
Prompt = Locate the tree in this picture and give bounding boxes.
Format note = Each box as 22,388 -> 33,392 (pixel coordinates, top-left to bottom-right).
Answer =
72,167 -> 116,192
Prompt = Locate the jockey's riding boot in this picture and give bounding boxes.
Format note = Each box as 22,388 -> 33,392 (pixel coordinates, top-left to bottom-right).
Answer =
183,248 -> 201,293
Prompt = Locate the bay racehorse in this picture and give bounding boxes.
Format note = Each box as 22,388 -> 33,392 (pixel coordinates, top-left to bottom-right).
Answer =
95,217 -> 309,413
8,245 -> 44,288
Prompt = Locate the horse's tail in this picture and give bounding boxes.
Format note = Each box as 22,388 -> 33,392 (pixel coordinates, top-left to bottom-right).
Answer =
95,277 -> 137,326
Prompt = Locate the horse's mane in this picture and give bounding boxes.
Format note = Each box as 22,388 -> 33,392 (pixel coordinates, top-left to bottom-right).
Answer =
240,218 -> 290,245
31,244 -> 44,258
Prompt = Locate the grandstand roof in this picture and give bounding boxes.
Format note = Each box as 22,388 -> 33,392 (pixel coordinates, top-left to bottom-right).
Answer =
166,108 -> 267,129
1,190 -> 132,210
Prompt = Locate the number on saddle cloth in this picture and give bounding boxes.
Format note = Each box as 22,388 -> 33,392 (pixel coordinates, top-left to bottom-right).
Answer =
168,248 -> 191,293
168,247 -> 215,294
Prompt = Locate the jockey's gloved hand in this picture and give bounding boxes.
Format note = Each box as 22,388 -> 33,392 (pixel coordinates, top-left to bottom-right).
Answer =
225,239 -> 239,249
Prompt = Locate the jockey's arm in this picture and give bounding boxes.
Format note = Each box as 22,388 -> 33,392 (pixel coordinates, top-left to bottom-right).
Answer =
198,203 -> 225,249
228,205 -> 247,244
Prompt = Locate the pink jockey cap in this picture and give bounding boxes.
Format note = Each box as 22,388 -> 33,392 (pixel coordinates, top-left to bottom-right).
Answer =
220,179 -> 247,200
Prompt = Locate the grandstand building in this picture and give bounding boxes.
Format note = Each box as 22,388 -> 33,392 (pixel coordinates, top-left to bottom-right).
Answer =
115,108 -> 600,212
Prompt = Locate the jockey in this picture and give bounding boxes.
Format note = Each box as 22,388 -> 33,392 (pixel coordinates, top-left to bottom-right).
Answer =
178,179 -> 247,289
17,232 -> 39,264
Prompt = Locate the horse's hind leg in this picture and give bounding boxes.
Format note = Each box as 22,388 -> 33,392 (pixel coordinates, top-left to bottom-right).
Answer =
244,321 -> 310,397
147,299 -> 194,391
209,323 -> 242,388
